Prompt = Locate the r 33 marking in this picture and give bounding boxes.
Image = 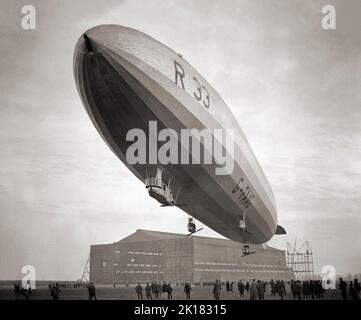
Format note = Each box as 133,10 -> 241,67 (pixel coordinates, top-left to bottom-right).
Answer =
174,60 -> 211,109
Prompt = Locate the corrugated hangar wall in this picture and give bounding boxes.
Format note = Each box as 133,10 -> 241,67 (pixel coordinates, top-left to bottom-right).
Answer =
90,230 -> 294,285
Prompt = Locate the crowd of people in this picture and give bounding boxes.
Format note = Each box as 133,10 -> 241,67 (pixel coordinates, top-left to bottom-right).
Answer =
290,280 -> 325,299
215,278 -> 361,300
223,279 -> 282,300
10,277 -> 361,300
135,281 -> 181,300
132,279 -> 292,300
339,278 -> 360,300
217,279 -> 285,300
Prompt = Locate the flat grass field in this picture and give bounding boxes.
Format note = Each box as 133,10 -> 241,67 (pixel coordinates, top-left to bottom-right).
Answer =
0,284 -> 345,300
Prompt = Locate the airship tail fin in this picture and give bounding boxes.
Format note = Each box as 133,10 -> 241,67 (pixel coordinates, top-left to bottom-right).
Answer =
275,225 -> 287,235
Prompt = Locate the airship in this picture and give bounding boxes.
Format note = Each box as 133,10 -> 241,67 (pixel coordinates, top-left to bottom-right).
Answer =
73,25 -> 285,253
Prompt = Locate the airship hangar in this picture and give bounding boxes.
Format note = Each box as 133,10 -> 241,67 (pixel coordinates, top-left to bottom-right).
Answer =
89,229 -> 294,285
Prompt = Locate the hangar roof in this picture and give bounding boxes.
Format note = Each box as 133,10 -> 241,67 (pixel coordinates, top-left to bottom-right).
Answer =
116,229 -> 282,252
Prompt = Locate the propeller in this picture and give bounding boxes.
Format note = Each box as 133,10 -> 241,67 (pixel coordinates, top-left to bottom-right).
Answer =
186,228 -> 204,237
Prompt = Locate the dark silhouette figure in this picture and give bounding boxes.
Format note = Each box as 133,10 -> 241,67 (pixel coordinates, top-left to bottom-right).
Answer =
237,280 -> 245,298
213,280 -> 221,300
257,280 -> 265,300
14,283 -> 29,300
145,283 -> 152,300
245,282 -> 250,294
353,279 -> 360,300
339,278 -> 347,300
151,282 -> 158,299
249,279 -> 258,300
278,280 -> 286,300
270,279 -> 275,296
294,280 -> 303,300
162,282 -> 168,299
349,281 -> 354,299
158,282 -> 162,299
184,282 -> 191,299
87,283 -> 97,300
167,283 -> 173,299
135,283 -> 143,300
50,283 -> 61,300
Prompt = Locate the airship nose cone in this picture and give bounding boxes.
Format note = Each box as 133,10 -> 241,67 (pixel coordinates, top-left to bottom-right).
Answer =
74,27 -> 104,57
82,34 -> 94,53
74,24 -> 128,52
74,34 -> 96,58
73,25 -> 130,68
73,25 -> 113,79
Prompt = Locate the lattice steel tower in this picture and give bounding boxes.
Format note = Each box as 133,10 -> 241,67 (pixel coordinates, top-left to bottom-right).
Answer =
286,240 -> 314,280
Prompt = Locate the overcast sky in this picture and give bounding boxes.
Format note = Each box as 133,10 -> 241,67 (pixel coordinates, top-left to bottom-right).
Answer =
0,0 -> 360,280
